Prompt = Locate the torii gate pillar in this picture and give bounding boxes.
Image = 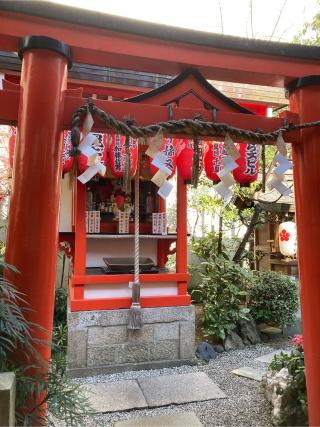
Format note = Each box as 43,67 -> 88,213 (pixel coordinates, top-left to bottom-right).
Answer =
289,76 -> 320,426
5,36 -> 71,366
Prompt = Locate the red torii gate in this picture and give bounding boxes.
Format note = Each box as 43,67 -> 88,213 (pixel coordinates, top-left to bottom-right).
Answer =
0,1 -> 320,424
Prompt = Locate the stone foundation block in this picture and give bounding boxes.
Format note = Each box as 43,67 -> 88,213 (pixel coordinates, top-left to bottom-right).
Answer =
68,306 -> 195,376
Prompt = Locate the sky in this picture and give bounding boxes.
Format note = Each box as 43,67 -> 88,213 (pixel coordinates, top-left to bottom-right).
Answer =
50,0 -> 318,42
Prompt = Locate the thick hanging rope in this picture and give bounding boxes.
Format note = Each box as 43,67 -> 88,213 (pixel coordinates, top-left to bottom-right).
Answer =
127,157 -> 143,330
70,101 -> 320,152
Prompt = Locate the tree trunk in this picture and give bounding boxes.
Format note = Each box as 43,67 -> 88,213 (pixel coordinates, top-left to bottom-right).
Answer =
217,213 -> 223,255
233,204 -> 261,264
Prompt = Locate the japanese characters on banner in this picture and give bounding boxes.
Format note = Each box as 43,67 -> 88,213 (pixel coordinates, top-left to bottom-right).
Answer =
204,141 -> 226,183
233,143 -> 259,185
176,139 -> 204,182
278,221 -> 297,257
109,134 -> 138,178
149,138 -> 178,179
62,131 -> 74,174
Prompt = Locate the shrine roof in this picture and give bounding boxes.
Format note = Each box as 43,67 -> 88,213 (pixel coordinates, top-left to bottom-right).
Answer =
1,0 -> 320,62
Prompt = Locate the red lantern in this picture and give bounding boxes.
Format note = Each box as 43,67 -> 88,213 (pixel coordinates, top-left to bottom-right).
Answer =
204,141 -> 225,183
176,139 -> 205,182
150,138 -> 178,179
233,143 -> 259,185
62,131 -> 74,174
78,132 -> 108,176
8,126 -> 16,169
109,134 -> 138,177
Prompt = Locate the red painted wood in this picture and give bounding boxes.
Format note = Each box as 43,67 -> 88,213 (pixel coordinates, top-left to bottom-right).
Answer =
1,11 -> 320,86
72,272 -> 190,285
70,294 -> 191,311
74,181 -> 86,275
0,90 -> 300,143
290,84 -> 320,426
62,96 -> 301,143
4,49 -> 67,368
176,175 -> 188,279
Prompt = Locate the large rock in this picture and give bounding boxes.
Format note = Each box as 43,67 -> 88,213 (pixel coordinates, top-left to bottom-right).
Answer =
264,368 -> 290,426
224,331 -> 245,351
196,342 -> 217,361
238,314 -> 261,345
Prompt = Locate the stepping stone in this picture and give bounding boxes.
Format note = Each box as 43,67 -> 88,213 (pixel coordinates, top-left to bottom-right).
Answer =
232,366 -> 266,381
83,380 -> 147,412
115,411 -> 203,427
254,349 -> 291,364
259,326 -> 282,337
138,372 -> 226,407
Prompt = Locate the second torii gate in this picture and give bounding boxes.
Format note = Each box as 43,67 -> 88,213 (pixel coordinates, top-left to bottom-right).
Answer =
0,1 -> 320,424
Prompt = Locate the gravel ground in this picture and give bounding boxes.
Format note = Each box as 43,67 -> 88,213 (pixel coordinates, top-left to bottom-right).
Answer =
74,337 -> 292,427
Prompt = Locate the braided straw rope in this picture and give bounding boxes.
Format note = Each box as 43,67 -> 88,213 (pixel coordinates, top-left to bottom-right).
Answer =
70,101 -> 320,152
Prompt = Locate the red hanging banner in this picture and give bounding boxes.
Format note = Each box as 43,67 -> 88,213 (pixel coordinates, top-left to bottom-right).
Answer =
204,141 -> 225,183
176,139 -> 204,182
109,134 -> 138,177
233,143 -> 259,185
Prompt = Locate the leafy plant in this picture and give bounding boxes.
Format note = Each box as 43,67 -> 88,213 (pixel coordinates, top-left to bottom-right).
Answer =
249,271 -> 299,327
192,253 -> 255,340
269,342 -> 307,426
0,261 -> 93,426
53,287 -> 67,327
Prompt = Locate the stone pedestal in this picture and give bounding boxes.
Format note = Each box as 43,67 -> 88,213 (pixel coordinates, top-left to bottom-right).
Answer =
67,306 -> 195,377
0,372 -> 15,427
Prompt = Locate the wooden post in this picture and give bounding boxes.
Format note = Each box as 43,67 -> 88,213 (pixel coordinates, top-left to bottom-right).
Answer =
5,36 -> 71,365
176,174 -> 188,295
289,76 -> 320,426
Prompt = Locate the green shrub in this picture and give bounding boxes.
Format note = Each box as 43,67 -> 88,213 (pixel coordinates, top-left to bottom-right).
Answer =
0,262 -> 92,426
269,343 -> 307,426
249,271 -> 299,327
192,254 -> 255,340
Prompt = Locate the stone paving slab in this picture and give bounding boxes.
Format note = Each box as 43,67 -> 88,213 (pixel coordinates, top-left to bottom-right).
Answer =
232,366 -> 266,382
83,380 -> 148,413
254,350 -> 291,365
138,372 -> 226,407
115,411 -> 203,426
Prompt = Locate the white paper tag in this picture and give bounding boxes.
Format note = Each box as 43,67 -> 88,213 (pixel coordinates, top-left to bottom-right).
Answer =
145,129 -> 163,158
224,134 -> 240,160
158,180 -> 174,199
87,153 -> 99,166
268,175 -> 292,196
213,181 -> 233,199
79,133 -> 98,153
151,152 -> 172,176
77,162 -> 105,184
273,153 -> 292,175
276,132 -> 287,157
220,172 -> 236,187
82,111 -> 94,136
217,155 -> 239,178
151,169 -> 169,187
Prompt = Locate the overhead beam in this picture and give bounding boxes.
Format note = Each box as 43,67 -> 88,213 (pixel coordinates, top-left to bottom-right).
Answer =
0,89 -> 300,143
0,3 -> 320,87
